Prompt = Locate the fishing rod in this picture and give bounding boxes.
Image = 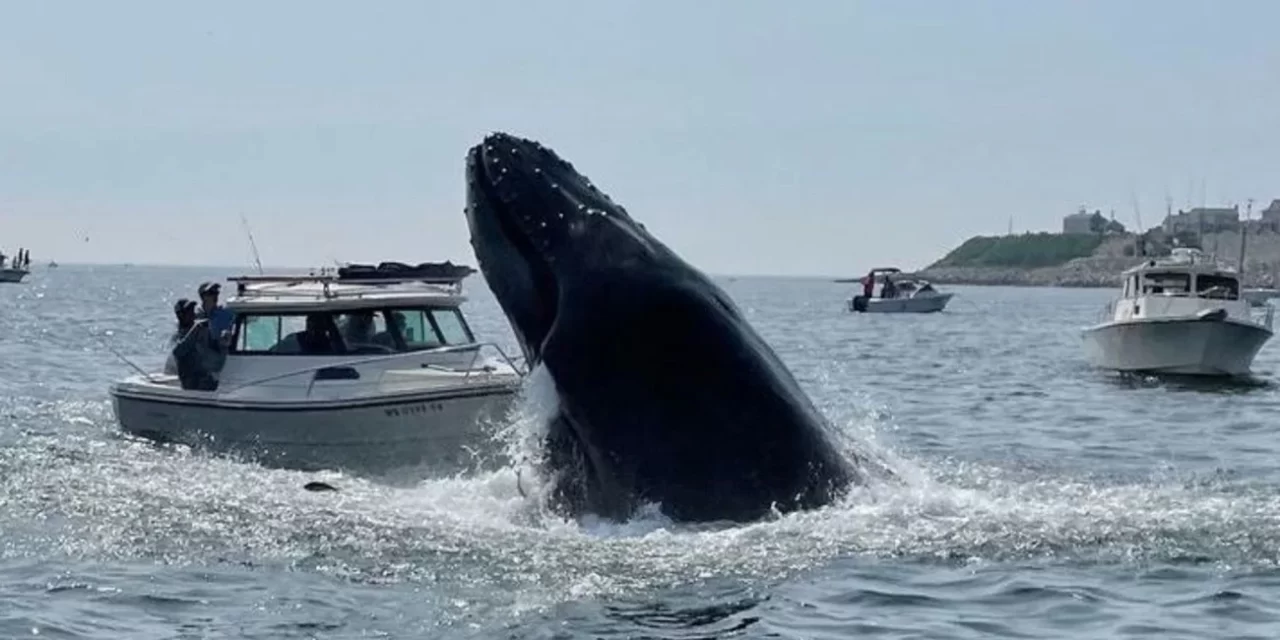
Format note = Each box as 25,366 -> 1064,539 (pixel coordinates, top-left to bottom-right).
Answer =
96,332 -> 156,382
239,213 -> 265,275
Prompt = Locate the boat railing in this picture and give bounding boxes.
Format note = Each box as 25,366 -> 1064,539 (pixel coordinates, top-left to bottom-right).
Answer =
1259,304 -> 1276,331
413,343 -> 530,381
218,341 -> 527,397
228,274 -> 467,300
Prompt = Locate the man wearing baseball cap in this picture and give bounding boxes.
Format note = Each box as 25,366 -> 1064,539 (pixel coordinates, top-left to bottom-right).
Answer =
197,282 -> 234,332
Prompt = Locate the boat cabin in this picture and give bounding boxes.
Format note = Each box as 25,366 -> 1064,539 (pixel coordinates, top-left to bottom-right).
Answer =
231,299 -> 476,357
205,263 -> 518,393
1108,248 -> 1255,323
1119,267 -> 1240,301
1120,249 -> 1239,300
226,268 -> 479,357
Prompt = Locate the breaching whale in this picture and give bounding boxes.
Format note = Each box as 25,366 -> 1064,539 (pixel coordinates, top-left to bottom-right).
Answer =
464,132 -> 889,523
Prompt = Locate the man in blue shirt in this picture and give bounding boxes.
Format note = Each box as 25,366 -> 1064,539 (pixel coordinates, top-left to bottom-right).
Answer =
196,281 -> 235,337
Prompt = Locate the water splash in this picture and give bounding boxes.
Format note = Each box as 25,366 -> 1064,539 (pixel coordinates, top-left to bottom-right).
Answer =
1,367 -> 1279,628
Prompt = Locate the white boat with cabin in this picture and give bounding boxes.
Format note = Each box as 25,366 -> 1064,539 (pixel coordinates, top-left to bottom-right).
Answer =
848,268 -> 954,313
1082,248 -> 1274,376
109,262 -> 526,474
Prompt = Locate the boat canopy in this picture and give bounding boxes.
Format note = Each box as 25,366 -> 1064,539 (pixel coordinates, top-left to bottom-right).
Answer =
225,266 -> 473,313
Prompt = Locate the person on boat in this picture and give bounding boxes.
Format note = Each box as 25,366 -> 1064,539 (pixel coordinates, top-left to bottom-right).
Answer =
164,298 -> 198,375
196,281 -> 235,338
861,271 -> 875,299
274,314 -> 339,355
171,317 -> 228,391
881,275 -> 897,299
341,311 -> 377,344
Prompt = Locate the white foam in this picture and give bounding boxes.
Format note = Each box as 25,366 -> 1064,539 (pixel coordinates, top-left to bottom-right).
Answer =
3,385 -> 1275,625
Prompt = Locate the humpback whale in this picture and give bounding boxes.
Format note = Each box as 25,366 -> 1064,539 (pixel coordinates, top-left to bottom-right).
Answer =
464,132 -> 888,523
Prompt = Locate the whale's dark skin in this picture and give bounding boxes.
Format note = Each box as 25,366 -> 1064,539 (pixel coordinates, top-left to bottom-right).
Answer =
463,132 -> 889,523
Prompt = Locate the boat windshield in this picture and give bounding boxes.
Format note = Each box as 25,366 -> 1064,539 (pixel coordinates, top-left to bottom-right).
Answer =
1140,272 -> 1191,296
1195,274 -> 1239,300
231,307 -> 476,355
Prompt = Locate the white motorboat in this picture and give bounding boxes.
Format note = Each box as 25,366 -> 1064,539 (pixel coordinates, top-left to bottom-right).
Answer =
109,262 -> 526,474
1082,248 -> 1274,377
848,268 -> 953,313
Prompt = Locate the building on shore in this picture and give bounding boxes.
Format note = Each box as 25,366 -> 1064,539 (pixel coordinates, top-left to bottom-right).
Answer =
1062,207 -> 1126,235
1162,205 -> 1240,234
1260,199 -> 1280,231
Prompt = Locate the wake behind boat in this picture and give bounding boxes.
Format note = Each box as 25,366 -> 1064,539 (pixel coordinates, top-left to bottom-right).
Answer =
1082,248 -> 1274,377
847,267 -> 953,313
109,262 -> 526,474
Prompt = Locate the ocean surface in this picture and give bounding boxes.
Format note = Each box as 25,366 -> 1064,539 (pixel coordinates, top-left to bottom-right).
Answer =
4,264 -> 1280,639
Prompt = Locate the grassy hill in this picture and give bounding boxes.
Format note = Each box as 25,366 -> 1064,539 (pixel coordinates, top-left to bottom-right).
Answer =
927,232 -> 1108,270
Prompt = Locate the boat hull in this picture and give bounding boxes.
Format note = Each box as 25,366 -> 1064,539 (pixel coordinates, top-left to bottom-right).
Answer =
109,380 -> 521,475
849,292 -> 953,313
1082,317 -> 1273,376
0,268 -> 28,283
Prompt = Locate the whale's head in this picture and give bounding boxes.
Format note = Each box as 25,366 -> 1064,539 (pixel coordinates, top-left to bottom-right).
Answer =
464,132 -> 681,363
463,132 -> 883,523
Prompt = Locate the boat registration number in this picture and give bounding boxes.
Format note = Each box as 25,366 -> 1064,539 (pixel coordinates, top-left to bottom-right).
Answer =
385,402 -> 445,417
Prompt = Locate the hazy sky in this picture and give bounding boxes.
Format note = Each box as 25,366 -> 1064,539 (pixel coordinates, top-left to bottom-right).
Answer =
1,1 -> 1276,276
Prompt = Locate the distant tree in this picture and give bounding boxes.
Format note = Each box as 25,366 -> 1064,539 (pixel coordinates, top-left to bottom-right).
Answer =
929,232 -> 1106,269
1088,212 -> 1107,233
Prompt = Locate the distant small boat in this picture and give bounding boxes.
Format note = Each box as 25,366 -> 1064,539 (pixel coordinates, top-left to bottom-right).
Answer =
847,267 -> 954,313
47,260 -> 58,269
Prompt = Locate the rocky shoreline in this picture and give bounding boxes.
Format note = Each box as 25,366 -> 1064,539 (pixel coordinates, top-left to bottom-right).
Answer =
913,264 -> 1124,289
914,256 -> 1278,289
907,229 -> 1280,290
